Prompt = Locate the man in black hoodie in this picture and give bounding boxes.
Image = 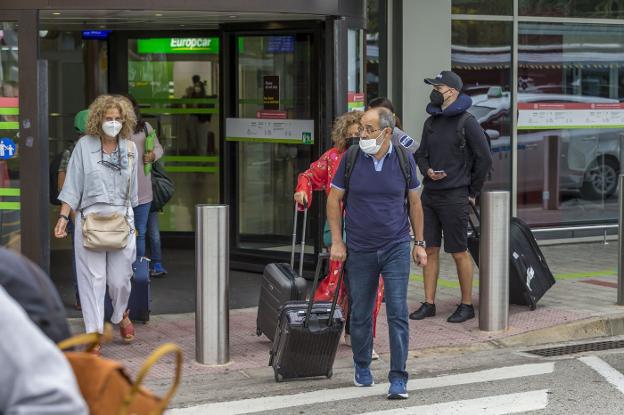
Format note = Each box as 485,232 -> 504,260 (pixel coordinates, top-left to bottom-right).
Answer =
411,71 -> 492,323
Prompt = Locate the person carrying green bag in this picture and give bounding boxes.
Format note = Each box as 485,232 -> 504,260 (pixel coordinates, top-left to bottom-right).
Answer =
144,128 -> 157,176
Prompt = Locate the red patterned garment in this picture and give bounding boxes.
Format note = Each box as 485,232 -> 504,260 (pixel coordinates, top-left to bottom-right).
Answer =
296,147 -> 344,204
296,147 -> 385,338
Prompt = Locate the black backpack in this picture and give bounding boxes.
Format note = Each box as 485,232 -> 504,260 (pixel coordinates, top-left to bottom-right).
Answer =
343,143 -> 412,197
49,151 -> 65,205
0,247 -> 71,343
423,112 -> 493,179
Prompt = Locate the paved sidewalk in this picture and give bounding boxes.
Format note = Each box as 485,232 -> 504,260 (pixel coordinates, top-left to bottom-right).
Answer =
70,242 -> 624,406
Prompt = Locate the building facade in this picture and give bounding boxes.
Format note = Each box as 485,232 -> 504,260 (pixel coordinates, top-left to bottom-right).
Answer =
1,0 -> 624,274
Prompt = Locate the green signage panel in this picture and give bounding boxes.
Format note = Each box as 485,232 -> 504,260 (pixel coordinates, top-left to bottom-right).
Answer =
138,38 -> 220,54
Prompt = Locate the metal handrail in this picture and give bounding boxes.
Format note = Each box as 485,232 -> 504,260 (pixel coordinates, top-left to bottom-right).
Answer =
532,224 -> 618,233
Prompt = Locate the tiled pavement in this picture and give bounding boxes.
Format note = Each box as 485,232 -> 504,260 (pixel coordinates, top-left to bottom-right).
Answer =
70,242 -> 624,398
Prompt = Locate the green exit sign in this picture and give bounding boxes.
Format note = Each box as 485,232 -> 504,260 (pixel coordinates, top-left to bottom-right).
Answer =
137,37 -> 220,54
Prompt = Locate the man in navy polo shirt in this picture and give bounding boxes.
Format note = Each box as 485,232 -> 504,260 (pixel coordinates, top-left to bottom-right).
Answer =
327,107 -> 427,400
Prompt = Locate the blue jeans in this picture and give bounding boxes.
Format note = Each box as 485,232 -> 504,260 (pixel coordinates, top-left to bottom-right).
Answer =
133,202 -> 151,259
147,211 -> 162,263
345,241 -> 411,382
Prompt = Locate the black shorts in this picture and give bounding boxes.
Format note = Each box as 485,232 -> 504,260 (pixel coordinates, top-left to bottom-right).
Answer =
422,187 -> 469,254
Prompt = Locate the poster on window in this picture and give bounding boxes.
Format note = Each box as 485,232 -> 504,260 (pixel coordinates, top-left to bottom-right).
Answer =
263,76 -> 280,110
518,102 -> 624,129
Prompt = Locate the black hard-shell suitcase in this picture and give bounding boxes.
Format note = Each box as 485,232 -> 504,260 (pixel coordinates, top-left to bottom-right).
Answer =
269,253 -> 345,382
256,204 -> 308,341
509,217 -> 555,310
467,204 -> 555,310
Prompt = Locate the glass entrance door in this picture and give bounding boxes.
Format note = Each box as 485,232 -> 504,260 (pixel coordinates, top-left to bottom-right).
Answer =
127,35 -> 220,232
227,33 -> 317,254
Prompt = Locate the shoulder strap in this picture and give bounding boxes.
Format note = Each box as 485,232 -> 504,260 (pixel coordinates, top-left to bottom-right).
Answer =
394,144 -> 411,192
424,116 -> 434,133
125,141 -> 135,208
456,112 -> 473,149
343,144 -> 360,193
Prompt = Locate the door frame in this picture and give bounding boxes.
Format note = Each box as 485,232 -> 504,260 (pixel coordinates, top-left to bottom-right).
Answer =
0,10 -> 50,272
220,20 -> 327,272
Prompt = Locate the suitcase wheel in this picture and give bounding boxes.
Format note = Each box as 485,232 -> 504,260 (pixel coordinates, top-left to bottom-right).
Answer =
274,371 -> 283,383
529,303 -> 537,311
256,328 -> 262,336
326,370 -> 333,379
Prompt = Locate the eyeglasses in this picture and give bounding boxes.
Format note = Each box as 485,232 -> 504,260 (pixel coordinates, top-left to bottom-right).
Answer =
358,126 -> 383,135
98,159 -> 122,172
99,144 -> 122,173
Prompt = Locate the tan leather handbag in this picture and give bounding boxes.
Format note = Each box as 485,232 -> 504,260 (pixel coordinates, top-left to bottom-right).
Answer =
82,141 -> 135,251
58,325 -> 183,415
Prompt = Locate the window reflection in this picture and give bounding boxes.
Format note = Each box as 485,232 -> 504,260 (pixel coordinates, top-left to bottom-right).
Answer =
517,23 -> 624,226
452,0 -> 513,15
452,20 -> 513,193
519,0 -> 624,19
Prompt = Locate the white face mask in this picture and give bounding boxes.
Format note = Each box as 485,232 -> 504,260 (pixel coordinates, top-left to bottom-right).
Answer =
359,130 -> 385,155
102,120 -> 122,137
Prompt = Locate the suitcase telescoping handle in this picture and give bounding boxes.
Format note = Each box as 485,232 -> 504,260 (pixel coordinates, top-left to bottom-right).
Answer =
468,201 -> 480,238
290,202 -> 308,278
304,252 -> 344,328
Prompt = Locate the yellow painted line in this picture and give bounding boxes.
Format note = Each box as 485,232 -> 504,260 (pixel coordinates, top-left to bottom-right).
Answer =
0,202 -> 20,210
139,98 -> 218,104
0,188 -> 20,197
225,137 -> 307,144
163,155 -> 219,163
0,122 -> 19,130
141,108 -> 218,115
165,166 -> 218,173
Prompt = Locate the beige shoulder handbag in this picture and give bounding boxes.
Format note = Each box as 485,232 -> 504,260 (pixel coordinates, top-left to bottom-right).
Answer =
82,141 -> 135,251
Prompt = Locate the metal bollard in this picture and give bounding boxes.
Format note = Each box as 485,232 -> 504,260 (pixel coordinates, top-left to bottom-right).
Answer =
618,176 -> 624,305
195,205 -> 229,364
479,191 -> 510,331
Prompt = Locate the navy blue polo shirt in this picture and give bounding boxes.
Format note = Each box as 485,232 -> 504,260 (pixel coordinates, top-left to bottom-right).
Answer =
332,144 -> 420,252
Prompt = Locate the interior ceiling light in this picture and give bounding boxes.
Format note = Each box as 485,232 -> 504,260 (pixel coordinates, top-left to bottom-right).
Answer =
52,12 -> 61,16
155,13 -> 163,17
229,15 -> 237,18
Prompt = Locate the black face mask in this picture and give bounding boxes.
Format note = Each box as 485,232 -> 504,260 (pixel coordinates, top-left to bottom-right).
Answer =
345,136 -> 360,146
429,89 -> 445,106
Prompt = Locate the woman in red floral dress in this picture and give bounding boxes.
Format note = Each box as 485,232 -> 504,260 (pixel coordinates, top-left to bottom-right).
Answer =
294,111 -> 384,360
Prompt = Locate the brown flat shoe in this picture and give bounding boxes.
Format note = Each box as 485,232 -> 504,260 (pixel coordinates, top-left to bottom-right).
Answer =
119,311 -> 135,343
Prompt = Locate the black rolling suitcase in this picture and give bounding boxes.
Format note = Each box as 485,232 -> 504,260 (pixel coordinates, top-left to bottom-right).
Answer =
509,217 -> 555,310
269,253 -> 345,382
256,204 -> 308,341
467,204 -> 555,310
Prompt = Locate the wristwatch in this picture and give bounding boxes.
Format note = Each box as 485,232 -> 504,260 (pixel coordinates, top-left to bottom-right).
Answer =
414,240 -> 426,248
58,214 -> 70,222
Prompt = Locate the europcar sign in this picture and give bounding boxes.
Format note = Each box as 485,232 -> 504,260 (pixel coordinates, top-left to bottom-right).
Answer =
137,38 -> 220,54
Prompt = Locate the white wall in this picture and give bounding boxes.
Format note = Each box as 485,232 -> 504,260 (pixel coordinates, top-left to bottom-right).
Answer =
401,0 -> 451,139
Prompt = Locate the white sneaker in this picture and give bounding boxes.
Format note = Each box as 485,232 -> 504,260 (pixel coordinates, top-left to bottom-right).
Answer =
344,334 -> 351,346
371,349 -> 380,360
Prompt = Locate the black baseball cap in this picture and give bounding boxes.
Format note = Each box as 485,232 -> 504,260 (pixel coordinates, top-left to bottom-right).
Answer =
424,71 -> 463,91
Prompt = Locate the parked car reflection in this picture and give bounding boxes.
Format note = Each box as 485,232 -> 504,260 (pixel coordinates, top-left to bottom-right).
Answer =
469,89 -> 622,200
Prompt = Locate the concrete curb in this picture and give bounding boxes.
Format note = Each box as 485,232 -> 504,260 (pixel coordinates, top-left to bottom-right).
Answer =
492,313 -> 624,348
405,313 -> 624,359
